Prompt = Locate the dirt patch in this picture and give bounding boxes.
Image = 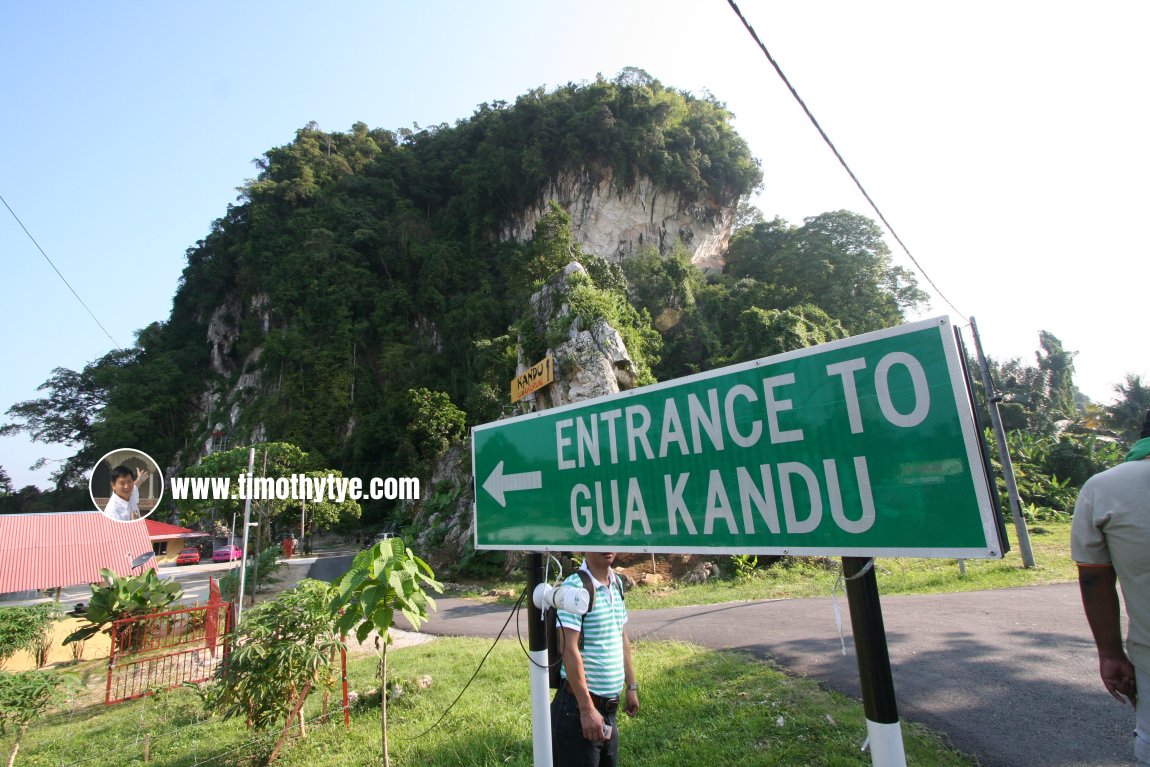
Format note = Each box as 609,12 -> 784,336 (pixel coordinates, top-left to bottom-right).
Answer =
613,553 -> 711,584
343,628 -> 437,656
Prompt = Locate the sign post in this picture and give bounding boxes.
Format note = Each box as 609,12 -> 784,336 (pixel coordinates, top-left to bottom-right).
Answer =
526,553 -> 552,767
844,556 -> 905,766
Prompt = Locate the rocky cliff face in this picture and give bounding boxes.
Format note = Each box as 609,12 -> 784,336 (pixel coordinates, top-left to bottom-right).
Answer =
411,260 -> 640,572
503,170 -> 736,273
198,292 -> 273,453
524,262 -> 636,407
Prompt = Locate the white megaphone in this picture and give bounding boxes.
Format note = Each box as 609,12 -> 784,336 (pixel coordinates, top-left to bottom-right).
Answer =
533,582 -> 591,615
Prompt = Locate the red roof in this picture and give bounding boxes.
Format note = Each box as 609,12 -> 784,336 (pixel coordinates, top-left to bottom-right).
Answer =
0,512 -> 157,593
144,519 -> 208,541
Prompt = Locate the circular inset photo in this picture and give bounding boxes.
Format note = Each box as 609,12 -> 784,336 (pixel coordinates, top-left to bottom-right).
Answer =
90,449 -> 164,523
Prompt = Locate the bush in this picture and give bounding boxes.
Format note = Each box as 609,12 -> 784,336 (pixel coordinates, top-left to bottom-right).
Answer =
63,569 -> 182,647
997,429 -> 1122,521
197,579 -> 342,731
0,605 -> 53,669
218,546 -> 285,602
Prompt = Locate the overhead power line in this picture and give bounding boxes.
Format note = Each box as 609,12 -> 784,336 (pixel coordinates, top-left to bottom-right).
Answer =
1,192 -> 122,349
724,0 -> 967,321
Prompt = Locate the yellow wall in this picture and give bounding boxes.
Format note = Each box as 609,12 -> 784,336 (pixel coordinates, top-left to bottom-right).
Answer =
153,537 -> 198,565
4,616 -> 112,671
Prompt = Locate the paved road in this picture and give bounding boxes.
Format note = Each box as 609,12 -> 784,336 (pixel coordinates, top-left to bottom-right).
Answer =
395,583 -> 1136,767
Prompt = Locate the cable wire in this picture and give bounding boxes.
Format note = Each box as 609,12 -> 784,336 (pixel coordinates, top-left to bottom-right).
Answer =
516,591 -> 565,673
724,0 -> 967,321
408,586 -> 529,739
0,192 -> 122,348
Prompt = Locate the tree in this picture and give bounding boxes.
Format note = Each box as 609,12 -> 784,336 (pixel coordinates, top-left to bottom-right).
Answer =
1036,331 -> 1078,425
328,538 -> 441,766
511,201 -> 581,293
199,580 -> 342,746
621,244 -> 701,324
0,670 -> 78,767
406,389 -> 466,465
174,442 -> 361,534
724,211 -> 928,334
726,305 -> 848,364
0,354 -> 123,487
989,331 -> 1083,437
1103,374 -> 1150,444
0,467 -> 11,496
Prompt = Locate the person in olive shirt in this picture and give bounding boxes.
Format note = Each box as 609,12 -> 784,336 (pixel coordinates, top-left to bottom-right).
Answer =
551,552 -> 639,767
1072,411 -> 1150,765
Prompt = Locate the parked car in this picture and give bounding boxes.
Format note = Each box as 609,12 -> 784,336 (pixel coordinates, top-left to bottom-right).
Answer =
175,547 -> 201,565
212,544 -> 243,562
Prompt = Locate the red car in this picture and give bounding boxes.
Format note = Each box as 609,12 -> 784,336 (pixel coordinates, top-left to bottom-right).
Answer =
175,547 -> 201,565
212,545 -> 243,562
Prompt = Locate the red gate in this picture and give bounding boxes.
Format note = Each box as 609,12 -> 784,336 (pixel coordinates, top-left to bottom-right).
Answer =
105,598 -> 232,704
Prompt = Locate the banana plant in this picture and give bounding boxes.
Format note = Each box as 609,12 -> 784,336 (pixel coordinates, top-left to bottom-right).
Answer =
63,568 -> 182,646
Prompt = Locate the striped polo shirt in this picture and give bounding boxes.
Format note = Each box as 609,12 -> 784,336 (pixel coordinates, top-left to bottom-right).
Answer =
557,564 -> 627,697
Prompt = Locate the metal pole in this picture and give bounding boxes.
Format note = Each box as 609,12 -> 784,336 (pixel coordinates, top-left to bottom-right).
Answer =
236,447 -> 255,627
969,317 -> 1035,567
527,552 -> 553,767
843,557 -> 906,767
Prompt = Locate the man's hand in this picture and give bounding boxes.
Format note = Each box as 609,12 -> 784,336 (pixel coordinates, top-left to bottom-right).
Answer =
624,688 -> 639,717
135,468 -> 150,487
1099,653 -> 1138,706
579,706 -> 607,741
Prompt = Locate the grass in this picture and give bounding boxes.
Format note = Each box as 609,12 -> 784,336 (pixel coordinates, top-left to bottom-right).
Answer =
6,638 -> 975,767
455,519 -> 1076,610
6,520 -> 1074,766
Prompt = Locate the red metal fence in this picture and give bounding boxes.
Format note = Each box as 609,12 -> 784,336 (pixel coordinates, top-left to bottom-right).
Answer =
105,600 -> 232,704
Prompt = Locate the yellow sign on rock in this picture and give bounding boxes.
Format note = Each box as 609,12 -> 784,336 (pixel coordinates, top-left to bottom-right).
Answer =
511,355 -> 554,402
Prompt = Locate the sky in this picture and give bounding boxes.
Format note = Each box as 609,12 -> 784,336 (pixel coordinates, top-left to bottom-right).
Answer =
2,1 -> 1146,491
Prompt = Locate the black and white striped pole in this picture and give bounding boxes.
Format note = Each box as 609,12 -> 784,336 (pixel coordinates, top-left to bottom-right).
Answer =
526,552 -> 553,767
844,556 -> 906,766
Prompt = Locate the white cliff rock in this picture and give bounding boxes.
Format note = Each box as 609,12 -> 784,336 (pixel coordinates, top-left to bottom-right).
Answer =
503,170 -> 735,273
517,262 -> 637,409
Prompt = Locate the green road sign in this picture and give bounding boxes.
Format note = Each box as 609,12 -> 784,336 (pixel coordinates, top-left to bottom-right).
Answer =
472,317 -> 1003,558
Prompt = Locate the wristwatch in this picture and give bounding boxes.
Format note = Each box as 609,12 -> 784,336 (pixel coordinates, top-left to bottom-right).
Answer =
626,683 -> 639,691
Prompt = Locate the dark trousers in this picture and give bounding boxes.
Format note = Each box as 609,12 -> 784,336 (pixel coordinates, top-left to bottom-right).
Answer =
551,684 -> 619,767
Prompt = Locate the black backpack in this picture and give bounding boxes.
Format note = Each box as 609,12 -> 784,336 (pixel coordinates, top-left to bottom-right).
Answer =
545,570 -> 625,688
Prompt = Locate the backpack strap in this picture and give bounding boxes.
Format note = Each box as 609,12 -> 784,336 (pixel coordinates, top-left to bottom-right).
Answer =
574,568 -> 626,648
575,569 -> 594,650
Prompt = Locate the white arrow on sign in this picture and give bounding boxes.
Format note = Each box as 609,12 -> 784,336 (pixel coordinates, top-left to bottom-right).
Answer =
482,461 -> 543,507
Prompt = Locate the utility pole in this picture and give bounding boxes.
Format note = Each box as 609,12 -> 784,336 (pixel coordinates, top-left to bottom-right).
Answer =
969,317 -> 1035,567
236,447 -> 255,626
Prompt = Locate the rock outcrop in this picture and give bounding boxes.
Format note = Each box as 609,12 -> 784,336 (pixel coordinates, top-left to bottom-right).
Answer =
503,170 -> 736,273
523,262 -> 637,408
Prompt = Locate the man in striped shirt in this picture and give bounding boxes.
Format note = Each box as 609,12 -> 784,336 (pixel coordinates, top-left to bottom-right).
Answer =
552,552 -> 639,767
